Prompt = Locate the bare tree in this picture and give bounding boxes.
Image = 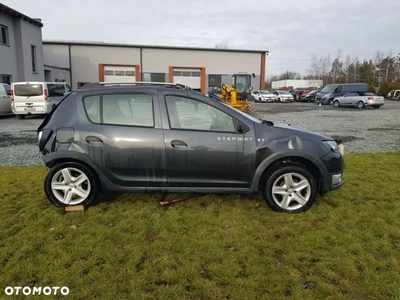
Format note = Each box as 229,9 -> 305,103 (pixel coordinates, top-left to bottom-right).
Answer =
215,39 -> 228,49
353,56 -> 359,82
343,55 -> 352,83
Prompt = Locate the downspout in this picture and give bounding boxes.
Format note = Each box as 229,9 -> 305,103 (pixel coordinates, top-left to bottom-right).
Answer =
68,44 -> 72,87
140,47 -> 143,81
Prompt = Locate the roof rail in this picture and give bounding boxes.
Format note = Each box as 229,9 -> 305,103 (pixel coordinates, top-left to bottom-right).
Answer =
97,81 -> 192,89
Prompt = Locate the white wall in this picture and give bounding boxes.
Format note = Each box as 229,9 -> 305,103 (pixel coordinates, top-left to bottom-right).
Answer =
70,45 -> 141,88
142,48 -> 261,75
0,12 -> 18,82
272,79 -> 323,89
43,44 -> 70,68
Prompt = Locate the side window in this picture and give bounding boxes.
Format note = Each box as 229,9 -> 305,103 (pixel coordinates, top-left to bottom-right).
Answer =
102,94 -> 154,127
3,84 -> 11,96
335,86 -> 342,93
165,95 -> 235,132
84,95 -> 101,123
66,84 -> 71,92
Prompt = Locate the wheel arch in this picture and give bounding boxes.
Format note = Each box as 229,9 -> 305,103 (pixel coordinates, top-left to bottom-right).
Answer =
43,151 -> 107,191
251,153 -> 327,193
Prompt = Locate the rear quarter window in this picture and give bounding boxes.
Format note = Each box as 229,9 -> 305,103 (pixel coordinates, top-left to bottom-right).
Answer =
83,95 -> 101,123
14,84 -> 43,96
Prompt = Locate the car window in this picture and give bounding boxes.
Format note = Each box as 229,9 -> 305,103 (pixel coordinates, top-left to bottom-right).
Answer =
102,94 -> 154,127
3,84 -> 11,96
47,84 -> 68,97
84,95 -> 101,123
14,84 -> 43,96
165,95 -> 235,132
334,86 -> 342,93
346,93 -> 357,97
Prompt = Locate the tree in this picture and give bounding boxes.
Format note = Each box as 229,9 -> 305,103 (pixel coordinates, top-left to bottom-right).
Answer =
343,55 -> 352,83
278,70 -> 301,80
214,39 -> 228,49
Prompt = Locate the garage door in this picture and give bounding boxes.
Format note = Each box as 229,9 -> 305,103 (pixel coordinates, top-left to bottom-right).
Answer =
103,66 -> 135,83
173,69 -> 201,89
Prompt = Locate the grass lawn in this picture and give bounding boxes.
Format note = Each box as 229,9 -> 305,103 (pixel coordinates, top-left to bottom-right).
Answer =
1,153 -> 400,299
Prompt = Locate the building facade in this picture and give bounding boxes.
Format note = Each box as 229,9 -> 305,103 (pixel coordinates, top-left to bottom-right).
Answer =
271,79 -> 323,90
0,3 -> 45,84
43,41 -> 268,93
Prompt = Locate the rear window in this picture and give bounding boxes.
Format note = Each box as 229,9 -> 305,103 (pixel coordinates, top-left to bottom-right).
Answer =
14,84 -> 43,96
47,84 -> 66,97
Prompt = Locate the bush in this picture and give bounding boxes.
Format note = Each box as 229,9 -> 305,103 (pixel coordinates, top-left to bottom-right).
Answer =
367,84 -> 376,94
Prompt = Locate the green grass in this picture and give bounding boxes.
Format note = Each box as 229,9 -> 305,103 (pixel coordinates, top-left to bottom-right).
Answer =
1,153 -> 400,299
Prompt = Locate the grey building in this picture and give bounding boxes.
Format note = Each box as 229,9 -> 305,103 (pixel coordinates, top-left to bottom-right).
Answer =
43,41 -> 268,93
0,3 -> 44,84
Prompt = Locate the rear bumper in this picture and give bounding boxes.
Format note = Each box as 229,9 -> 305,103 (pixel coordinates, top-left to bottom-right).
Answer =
12,102 -> 52,115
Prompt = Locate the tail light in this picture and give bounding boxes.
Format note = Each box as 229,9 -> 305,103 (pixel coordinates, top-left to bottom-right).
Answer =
10,90 -> 14,101
44,89 -> 48,101
367,97 -> 374,101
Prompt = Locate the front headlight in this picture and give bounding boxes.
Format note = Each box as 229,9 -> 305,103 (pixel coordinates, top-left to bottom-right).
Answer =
323,140 -> 339,152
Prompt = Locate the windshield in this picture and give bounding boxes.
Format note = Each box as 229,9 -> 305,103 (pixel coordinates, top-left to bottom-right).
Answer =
234,75 -> 251,94
320,85 -> 336,94
260,91 -> 270,94
279,91 -> 290,95
14,84 -> 43,96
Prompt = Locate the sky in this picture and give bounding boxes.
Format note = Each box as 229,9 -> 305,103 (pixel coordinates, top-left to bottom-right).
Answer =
3,0 -> 400,77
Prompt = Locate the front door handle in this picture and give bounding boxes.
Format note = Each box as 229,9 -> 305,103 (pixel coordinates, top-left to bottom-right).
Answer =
86,136 -> 103,143
171,140 -> 187,149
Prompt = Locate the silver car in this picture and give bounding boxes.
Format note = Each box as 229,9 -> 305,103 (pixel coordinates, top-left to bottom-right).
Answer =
332,92 -> 384,109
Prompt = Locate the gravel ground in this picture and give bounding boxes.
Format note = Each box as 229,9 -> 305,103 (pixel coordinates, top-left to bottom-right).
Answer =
0,100 -> 399,166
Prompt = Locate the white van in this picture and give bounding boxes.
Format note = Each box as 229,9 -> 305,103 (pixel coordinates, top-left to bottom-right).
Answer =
0,83 -> 12,116
11,82 -> 71,119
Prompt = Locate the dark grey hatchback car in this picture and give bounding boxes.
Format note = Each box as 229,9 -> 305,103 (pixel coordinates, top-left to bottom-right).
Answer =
37,82 -> 345,213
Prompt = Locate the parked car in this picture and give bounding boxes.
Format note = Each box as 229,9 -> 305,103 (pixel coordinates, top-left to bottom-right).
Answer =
301,90 -> 320,102
11,81 -> 71,119
0,83 -> 12,116
296,90 -> 310,101
315,83 -> 368,105
387,90 -> 400,100
252,90 -> 274,102
332,92 -> 384,109
272,90 -> 294,102
37,82 -> 345,213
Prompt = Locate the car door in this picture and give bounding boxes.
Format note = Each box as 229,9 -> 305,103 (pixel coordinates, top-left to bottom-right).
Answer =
82,90 -> 167,187
341,93 -> 353,105
160,92 -> 255,188
0,85 -> 9,114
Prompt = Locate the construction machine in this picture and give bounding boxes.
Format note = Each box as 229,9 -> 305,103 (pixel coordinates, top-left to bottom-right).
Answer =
210,73 -> 256,115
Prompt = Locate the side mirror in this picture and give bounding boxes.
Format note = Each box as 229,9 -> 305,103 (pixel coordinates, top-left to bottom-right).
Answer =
237,125 -> 245,133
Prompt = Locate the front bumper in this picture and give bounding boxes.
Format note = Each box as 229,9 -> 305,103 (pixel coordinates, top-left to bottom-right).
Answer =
318,148 -> 345,194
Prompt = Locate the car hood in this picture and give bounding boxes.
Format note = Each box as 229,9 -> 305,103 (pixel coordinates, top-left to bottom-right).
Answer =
279,94 -> 293,97
254,122 -> 334,156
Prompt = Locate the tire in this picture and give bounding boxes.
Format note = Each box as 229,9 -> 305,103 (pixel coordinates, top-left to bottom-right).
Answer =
44,162 -> 100,208
372,105 -> 380,109
259,97 -> 262,102
246,98 -> 257,117
333,100 -> 340,108
278,97 -> 281,102
261,164 -> 317,213
357,101 -> 365,109
16,115 -> 26,119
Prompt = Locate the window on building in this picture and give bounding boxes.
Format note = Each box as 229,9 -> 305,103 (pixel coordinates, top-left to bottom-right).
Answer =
165,95 -> 235,132
31,45 -> 37,73
0,25 -> 8,45
0,74 -> 12,85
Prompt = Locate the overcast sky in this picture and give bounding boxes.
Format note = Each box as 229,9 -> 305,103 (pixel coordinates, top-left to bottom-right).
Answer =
4,0 -> 400,77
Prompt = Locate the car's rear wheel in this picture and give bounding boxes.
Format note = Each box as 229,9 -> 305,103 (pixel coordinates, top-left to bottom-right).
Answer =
261,164 -> 317,213
16,115 -> 26,119
333,100 -> 340,108
357,101 -> 365,109
44,162 -> 100,207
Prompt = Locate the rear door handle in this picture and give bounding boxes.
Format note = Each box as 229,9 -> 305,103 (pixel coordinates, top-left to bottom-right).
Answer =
171,140 -> 187,149
86,136 -> 103,143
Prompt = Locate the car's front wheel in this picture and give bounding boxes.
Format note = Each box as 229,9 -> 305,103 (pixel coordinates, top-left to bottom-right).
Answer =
262,164 -> 317,213
44,162 -> 100,207
333,100 -> 340,108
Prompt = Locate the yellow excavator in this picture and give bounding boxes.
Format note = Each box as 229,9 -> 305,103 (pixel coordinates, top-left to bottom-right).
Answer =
209,73 -> 256,115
